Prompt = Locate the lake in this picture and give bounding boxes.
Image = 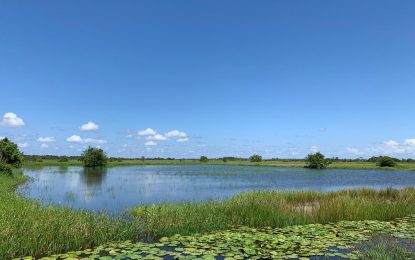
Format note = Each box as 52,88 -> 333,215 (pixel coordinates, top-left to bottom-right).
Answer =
18,165 -> 414,214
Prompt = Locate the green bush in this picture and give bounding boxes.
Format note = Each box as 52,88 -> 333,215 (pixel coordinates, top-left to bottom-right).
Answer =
249,154 -> 262,162
58,156 -> 69,162
80,147 -> 107,167
377,156 -> 397,167
0,162 -> 13,175
0,138 -> 23,167
199,156 -> 208,163
305,152 -> 331,169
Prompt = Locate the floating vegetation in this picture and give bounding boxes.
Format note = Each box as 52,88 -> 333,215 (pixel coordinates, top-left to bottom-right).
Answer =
21,215 -> 415,260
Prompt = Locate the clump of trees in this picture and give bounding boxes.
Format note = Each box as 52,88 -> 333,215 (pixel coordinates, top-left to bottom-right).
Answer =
80,147 -> 107,167
249,154 -> 262,163
0,137 -> 23,175
376,156 -> 397,167
199,156 -> 208,163
58,156 -> 69,162
305,152 -> 331,169
0,138 -> 23,167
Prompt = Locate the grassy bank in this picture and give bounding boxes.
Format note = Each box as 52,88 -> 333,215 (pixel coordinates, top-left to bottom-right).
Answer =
131,188 -> 415,238
0,173 -> 143,259
23,158 -> 415,171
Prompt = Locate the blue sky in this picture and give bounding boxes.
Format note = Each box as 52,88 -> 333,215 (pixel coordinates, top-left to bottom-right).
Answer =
1,1 -> 415,159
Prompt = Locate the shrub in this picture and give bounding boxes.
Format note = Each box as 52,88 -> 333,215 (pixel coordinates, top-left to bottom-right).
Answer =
0,138 -> 24,167
249,154 -> 262,163
199,156 -> 208,163
305,152 -> 331,169
377,156 -> 397,167
0,162 -> 13,175
58,156 -> 69,162
80,147 -> 108,167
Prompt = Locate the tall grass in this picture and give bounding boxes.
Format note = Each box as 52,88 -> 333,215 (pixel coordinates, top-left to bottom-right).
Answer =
0,173 -> 143,259
131,188 -> 415,238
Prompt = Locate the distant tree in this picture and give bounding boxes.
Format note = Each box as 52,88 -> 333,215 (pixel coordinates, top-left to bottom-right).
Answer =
140,156 -> 145,161
58,156 -> 69,162
305,152 -> 331,169
377,156 -> 397,167
199,156 -> 208,163
249,154 -> 262,163
222,157 -> 228,162
0,137 -> 24,167
80,147 -> 107,167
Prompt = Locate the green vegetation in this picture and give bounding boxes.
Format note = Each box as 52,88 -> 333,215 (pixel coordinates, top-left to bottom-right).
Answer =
249,154 -> 262,162
0,137 -> 23,167
80,147 -> 108,167
58,156 -> 69,162
199,155 -> 208,163
131,188 -> 415,238
0,173 -> 142,259
22,157 -> 415,171
305,152 -> 331,169
22,215 -> 415,260
0,162 -> 13,176
377,156 -> 398,167
356,235 -> 414,259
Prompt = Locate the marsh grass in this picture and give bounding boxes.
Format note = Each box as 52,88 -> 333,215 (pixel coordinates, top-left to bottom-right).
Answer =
131,188 -> 415,238
0,173 -> 143,259
357,235 -> 415,259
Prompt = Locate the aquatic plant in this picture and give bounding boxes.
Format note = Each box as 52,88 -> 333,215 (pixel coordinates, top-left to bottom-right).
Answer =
20,215 -> 415,260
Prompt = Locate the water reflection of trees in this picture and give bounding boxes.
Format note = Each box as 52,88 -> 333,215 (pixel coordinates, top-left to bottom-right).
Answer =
80,167 -> 107,187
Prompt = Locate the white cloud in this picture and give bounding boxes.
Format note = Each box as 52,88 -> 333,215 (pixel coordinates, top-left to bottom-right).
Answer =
145,141 -> 157,146
66,135 -> 106,144
309,146 -> 319,153
165,130 -> 187,138
37,136 -> 56,143
40,143 -> 49,148
384,140 -> 399,146
18,143 -> 28,148
146,134 -> 167,141
346,147 -> 362,155
177,138 -> 189,142
0,136 -> 4,140
405,139 -> 415,146
1,112 -> 25,127
138,128 -> 156,136
79,122 -> 99,131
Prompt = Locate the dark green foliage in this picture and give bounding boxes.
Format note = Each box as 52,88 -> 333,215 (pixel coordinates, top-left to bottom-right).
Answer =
222,157 -> 227,162
305,152 -> 331,169
377,156 -> 397,167
80,147 -> 108,167
249,154 -> 262,163
58,156 -> 69,162
199,156 -> 208,163
0,162 -> 13,175
0,138 -> 24,167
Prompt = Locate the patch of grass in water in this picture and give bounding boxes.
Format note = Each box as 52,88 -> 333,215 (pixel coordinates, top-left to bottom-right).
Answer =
131,188 -> 415,238
356,234 -> 415,259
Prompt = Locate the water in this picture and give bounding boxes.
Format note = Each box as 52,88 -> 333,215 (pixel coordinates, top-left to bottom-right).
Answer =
18,165 -> 415,214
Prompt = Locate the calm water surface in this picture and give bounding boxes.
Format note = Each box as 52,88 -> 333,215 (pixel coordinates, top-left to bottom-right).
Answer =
18,165 -> 415,214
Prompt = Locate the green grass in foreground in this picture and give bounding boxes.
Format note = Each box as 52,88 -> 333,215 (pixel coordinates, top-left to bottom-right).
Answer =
131,188 -> 415,238
0,173 -> 143,259
23,158 -> 415,171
